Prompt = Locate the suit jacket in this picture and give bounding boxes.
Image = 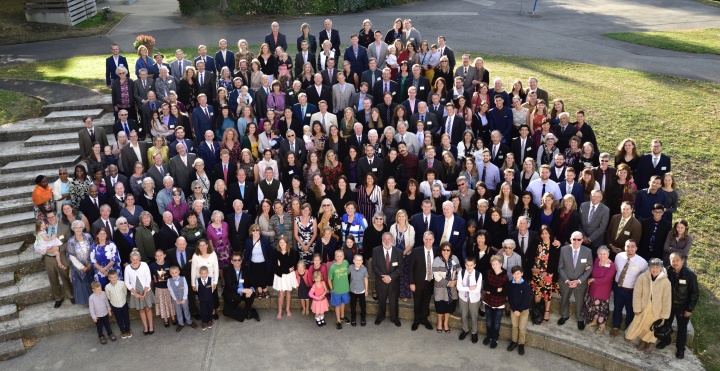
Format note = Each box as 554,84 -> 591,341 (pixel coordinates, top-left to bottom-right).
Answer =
167,246 -> 196,279
408,76 -> 432,102
157,222 -> 182,252
79,194 -> 107,224
439,114 -> 464,144
552,124 -> 578,152
168,153 -> 197,193
409,111 -> 440,136
559,181 -> 584,205
278,138 -> 308,164
195,70 -> 216,101
343,45 -> 369,75
511,136 -> 536,164
637,218 -> 671,261
291,103 -> 318,128
524,87 -> 549,104
346,134 -> 368,151
579,201 -> 610,249
147,164 -> 170,192
454,65 -> 477,91
432,216 -> 466,254
634,154 -> 671,190
168,138 -> 195,158
331,84 -> 354,114
227,211 -> 254,251
558,245 -> 593,283
401,99 -> 420,117
147,62 -> 170,80
223,264 -> 252,302
509,230 -> 539,280
360,69 -> 382,91
140,100 -> 160,127
305,84 -> 333,112
350,92 -> 373,111
440,46 -> 456,71
357,156 -> 384,185
228,182 -> 258,215
310,112 -> 338,133
193,55 -> 216,76
265,32 -> 288,53
294,52 -> 317,77
103,174 -> 129,199
120,141 -> 149,175
487,107 -> 513,143
409,246 -> 440,284
197,140 -> 221,171
133,78 -> 155,104
372,246 -> 403,287
367,43 -> 389,68
605,215 -> 642,251
105,55 -> 128,86
214,50 -> 235,76
319,29 -> 341,53
192,105 -> 215,140
320,68 -> 339,87
409,213 -> 440,247
170,59 -> 192,78
91,217 -> 117,239
113,119 -> 140,141
213,162 -> 237,185
416,158 -> 445,182
372,80 -> 400,105
489,143 -> 511,168
254,87 -> 269,120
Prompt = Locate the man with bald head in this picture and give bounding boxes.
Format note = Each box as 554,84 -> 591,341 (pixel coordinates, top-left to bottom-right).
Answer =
306,73 -> 333,112
169,141 -> 197,194
197,130 -> 221,170
158,211 -> 182,251
167,236 -> 199,319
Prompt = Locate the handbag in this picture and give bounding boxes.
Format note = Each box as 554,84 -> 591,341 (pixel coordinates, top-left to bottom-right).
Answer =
530,299 -> 545,325
651,319 -> 673,339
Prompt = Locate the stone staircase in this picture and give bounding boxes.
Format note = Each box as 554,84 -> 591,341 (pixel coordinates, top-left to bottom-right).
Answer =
0,95 -> 114,360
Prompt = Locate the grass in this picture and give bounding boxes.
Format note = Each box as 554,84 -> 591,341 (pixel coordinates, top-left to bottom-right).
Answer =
0,0 -> 126,46
604,28 -> 720,55
0,49 -> 719,369
0,90 -> 44,125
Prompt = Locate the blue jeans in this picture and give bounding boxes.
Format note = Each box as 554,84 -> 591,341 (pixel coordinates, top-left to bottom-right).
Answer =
612,283 -> 634,329
485,305 -> 503,341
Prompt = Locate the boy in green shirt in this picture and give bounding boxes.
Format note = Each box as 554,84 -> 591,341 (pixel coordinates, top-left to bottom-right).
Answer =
328,250 -> 350,330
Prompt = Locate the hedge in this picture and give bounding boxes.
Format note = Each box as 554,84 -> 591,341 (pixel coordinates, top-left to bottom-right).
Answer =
179,0 -> 412,16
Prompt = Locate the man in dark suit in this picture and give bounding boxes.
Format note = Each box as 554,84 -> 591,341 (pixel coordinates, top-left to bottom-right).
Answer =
78,116 -> 109,160
346,122 -> 368,150
223,251 -> 259,322
195,60 -> 216,102
265,22 -> 288,52
511,124 -> 536,165
168,127 -> 195,158
103,165 -> 128,199
433,201 -> 467,259
278,129 -> 308,164
401,86 -> 421,117
344,34 -> 369,76
437,36 -> 456,71
167,236 -> 199,318
158,211 -> 182,251
113,110 -> 140,141
409,231 -> 439,331
409,65 -> 432,102
355,97 -> 373,127
637,204 -> 671,261
606,202 -> 643,260
440,103 -> 464,145
375,92 -> 397,128
227,199 -> 254,251
549,153 -> 567,183
213,149 -> 237,186
509,216 -> 538,281
416,146 -> 444,182
192,95 -> 214,141
552,112 -> 578,152
320,58 -> 339,87
558,168 -> 584,205
305,74 -> 333,112
105,44 -> 128,87
198,130 -> 221,172
557,231 -> 593,330
467,199 -> 491,229
228,169 -> 258,217
524,77 -> 549,104
91,205 -> 116,240
147,52 -> 170,80
254,75 -> 271,120
168,143 -> 197,194
188,199 -> 211,229
140,91 -> 160,137
107,182 -> 126,218
360,58 -> 382,91
79,185 -> 106,224
579,190 -> 610,256
294,39 -> 316,77
372,232 -> 404,326
372,68 -> 400,106
488,130 -> 511,168
291,93 -> 318,129
193,45 -> 216,78
409,102 -> 440,137
214,39 -> 235,76
409,200 -> 440,245
454,54 -> 476,91
120,130 -> 149,175
319,19 -> 341,53
488,95 -> 513,144
356,144 -> 384,185
133,69 -> 155,107
147,152 -> 170,193
502,169 -> 523,197
634,139 -> 671,190
593,153 -> 617,197
428,93 -> 446,118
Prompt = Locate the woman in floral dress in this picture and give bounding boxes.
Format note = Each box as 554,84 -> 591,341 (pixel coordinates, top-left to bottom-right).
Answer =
294,203 -> 317,267
91,228 -> 123,288
69,165 -> 92,209
531,225 -> 560,323
206,210 -> 231,268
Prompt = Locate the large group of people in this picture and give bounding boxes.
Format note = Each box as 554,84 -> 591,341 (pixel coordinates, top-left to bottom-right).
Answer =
29,17 -> 698,360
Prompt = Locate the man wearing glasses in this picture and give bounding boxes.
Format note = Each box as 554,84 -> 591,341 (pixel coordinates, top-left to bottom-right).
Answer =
43,211 -> 74,308
105,43 -> 127,87
223,252 -> 260,322
593,152 -> 616,199
557,231 -> 593,331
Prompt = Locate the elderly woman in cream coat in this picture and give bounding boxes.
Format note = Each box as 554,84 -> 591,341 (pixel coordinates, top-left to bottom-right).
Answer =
625,258 -> 671,355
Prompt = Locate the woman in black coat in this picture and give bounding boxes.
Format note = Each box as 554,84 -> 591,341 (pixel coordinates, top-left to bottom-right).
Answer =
551,195 -> 582,246
111,66 -> 138,122
484,207 -> 508,254
209,180 -> 233,216
512,191 -> 541,232
244,227 -> 275,299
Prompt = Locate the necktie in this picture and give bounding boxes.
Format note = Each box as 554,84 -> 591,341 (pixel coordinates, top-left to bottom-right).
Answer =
223,165 -> 228,183
420,114 -> 424,122
424,216 -> 429,231
520,139 -> 526,162
588,205 -> 596,223
210,143 -> 215,155
493,145 -> 498,159
386,107 -> 392,124
240,184 -> 245,198
290,142 -> 295,152
93,198 -> 99,209
104,220 -> 112,237
123,123 -> 129,136
322,114 -> 326,127
385,250 -> 390,271
542,183 -> 546,197
479,215 -> 484,228
481,166 -> 486,182
617,258 -> 631,287
142,80 -> 146,89
616,218 -> 627,239
89,129 -> 95,142
600,171 -> 606,191
171,224 -> 177,234
354,47 -> 358,58
428,160 -> 433,168
235,215 -> 240,230
180,252 -> 186,268
572,249 -> 578,268
384,83 -> 388,94
464,67 -> 467,76
561,125 -> 565,133
441,219 -> 449,243
151,102 -> 155,110
301,106 -> 305,117
237,271 -> 244,293
204,108 -> 210,120
426,251 -> 432,280
521,236 -> 525,253
653,157 -> 658,167
446,117 -> 452,134
464,271 -> 470,299
159,166 -> 165,176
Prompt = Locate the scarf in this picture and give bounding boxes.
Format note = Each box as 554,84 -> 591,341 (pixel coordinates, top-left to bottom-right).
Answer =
32,185 -> 54,207
442,256 -> 454,302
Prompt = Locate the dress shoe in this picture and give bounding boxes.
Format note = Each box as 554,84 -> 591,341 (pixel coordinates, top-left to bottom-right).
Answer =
411,322 -> 419,331
423,321 -> 433,330
176,325 -> 184,332
471,334 -> 478,344
483,337 -> 491,346
656,338 -> 671,349
375,318 -> 383,325
70,299 -> 76,305
54,299 -> 64,308
557,317 -> 568,326
577,321 -> 585,331
518,345 -> 525,355
361,319 -> 366,326
490,340 -> 498,349
610,327 -> 619,337
507,341 -> 518,352
458,331 -> 468,340
676,351 -> 685,359
394,319 -> 401,327
213,313 -> 219,320
187,322 -> 198,329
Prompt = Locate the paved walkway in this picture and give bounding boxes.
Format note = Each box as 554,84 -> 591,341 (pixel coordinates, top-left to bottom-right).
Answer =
1,0 -> 720,82
0,78 -> 100,104
1,315 -> 596,370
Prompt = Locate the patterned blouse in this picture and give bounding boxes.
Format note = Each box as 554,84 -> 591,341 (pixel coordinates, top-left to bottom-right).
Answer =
70,177 -> 93,209
321,163 -> 343,191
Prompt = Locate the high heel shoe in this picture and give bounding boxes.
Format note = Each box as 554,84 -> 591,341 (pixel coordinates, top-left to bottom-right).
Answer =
543,310 -> 550,323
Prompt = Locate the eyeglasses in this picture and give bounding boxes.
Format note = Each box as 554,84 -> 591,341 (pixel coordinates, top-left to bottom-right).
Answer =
193,187 -> 202,189
322,204 -> 330,207
173,194 -> 182,197
287,134 -> 295,137
600,160 -> 609,163
59,172 -> 67,175
374,217 -> 383,220
118,222 -> 128,225
571,238 -> 582,241
442,249 -> 451,252
118,72 -> 126,75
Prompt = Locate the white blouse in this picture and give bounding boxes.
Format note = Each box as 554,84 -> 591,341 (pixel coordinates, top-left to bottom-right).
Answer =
124,262 -> 152,290
191,252 -> 220,287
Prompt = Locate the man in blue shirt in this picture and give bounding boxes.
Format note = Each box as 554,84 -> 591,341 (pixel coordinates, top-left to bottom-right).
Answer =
476,149 -> 501,192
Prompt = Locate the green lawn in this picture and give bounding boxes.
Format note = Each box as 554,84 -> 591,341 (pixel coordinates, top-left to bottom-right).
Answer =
0,90 -> 43,125
604,28 -> 720,55
0,51 -> 719,369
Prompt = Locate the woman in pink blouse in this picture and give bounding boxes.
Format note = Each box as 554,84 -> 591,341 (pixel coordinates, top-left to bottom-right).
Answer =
206,210 -> 231,270
581,246 -> 616,335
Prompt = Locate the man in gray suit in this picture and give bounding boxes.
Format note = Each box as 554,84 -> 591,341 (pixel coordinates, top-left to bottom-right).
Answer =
133,68 -> 155,106
579,189 -> 610,257
168,142 -> 197,194
331,72 -> 354,115
78,116 -> 109,160
360,58 -> 382,92
350,82 -> 373,111
169,49 -> 193,78
454,54 -> 476,92
557,231 -> 593,330
44,211 -> 74,308
147,152 -> 169,193
367,31 -> 388,68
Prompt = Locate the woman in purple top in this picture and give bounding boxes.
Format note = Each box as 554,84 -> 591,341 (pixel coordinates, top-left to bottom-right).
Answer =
266,80 -> 286,112
165,188 -> 189,225
581,246 -> 616,335
207,210 -> 231,269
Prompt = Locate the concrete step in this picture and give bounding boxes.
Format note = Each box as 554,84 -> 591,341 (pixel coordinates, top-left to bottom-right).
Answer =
24,133 -> 114,148
42,95 -> 112,115
0,224 -> 35,247
0,155 -> 80,174
44,109 -> 104,123
0,301 -> 89,343
0,141 -> 84,167
0,270 -> 54,306
0,304 -> 18,322
0,199 -> 33,216
0,338 -> 25,361
0,186 -> 35,202
0,114 -> 114,142
0,273 -> 14,288
0,246 -> 42,275
0,243 -> 23,259
0,168 -> 65,189
0,212 -> 35,230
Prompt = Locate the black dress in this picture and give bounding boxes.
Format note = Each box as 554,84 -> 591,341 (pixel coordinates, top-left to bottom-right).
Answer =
138,193 -> 162,226
330,189 -> 356,216
483,218 -> 508,253
400,193 -> 423,217
361,225 -> 388,262
209,191 -> 232,216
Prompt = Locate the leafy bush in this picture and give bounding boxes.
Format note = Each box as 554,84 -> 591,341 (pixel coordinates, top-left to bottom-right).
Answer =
178,0 -> 414,16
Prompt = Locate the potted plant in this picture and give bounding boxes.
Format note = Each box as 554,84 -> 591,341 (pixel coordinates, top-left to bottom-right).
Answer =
133,35 -> 156,55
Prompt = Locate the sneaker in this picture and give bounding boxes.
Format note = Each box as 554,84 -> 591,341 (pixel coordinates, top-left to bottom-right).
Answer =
99,336 -> 107,345
120,332 -> 128,339
336,322 -> 342,331
125,331 -> 132,338
202,323 -> 208,330
342,316 -> 351,324
518,345 -> 525,355
208,320 -> 213,329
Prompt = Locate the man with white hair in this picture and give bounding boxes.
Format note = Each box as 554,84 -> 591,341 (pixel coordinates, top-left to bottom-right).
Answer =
557,231 -> 593,330
488,78 -> 510,109
372,232 -> 404,326
91,204 -> 117,239
265,21 -> 288,52
157,211 -> 182,251
434,200 -> 466,258
169,141 -> 197,194
552,112 -> 578,152
169,49 -> 192,78
157,175 -> 185,213
524,77 -> 549,104
347,122 -> 368,150
154,65 -> 177,103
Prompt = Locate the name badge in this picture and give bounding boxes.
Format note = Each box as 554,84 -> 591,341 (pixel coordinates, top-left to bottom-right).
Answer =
661,166 -> 667,170
306,113 -> 311,117
178,285 -> 184,290
195,231 -> 201,236
392,92 -> 396,96
137,180 -> 142,184
59,235 -> 64,240
205,284 -> 211,288
289,92 -> 294,96
239,279 -> 244,283
391,262 -> 398,266
376,77 -> 381,81
631,266 -> 638,270
419,86 -> 425,90
679,279 -> 686,284
603,263 -> 611,268
580,258 -> 587,263
453,231 -> 459,235
288,170 -> 294,175
498,155 -> 503,159
372,168 -> 377,172
169,125 -> 175,129
209,112 -> 214,116
151,231 -> 156,235
526,147 -> 532,151
624,231 -> 630,235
